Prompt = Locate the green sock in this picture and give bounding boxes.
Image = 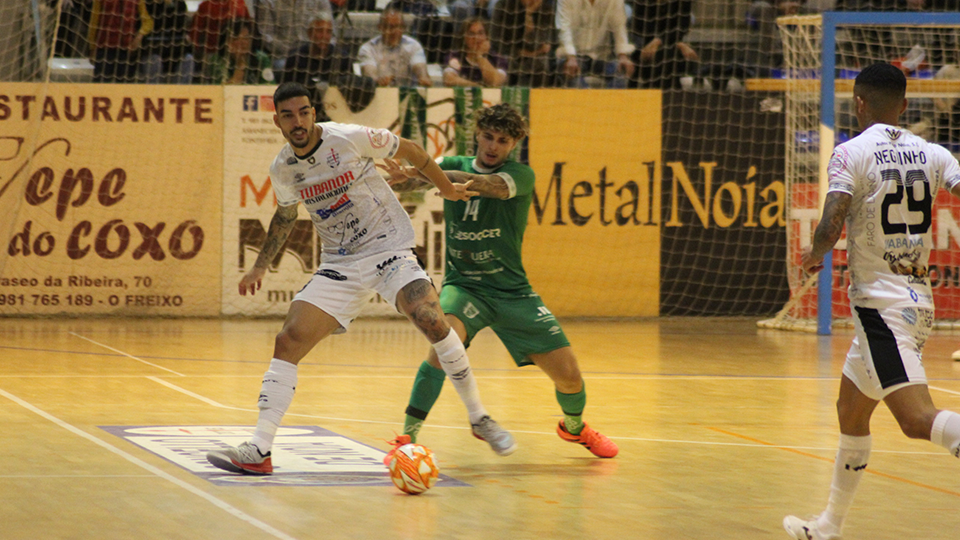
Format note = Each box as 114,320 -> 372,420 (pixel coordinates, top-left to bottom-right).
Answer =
403,361 -> 446,442
556,381 -> 587,435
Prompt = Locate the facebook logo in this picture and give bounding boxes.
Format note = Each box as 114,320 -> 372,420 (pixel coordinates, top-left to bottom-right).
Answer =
243,96 -> 259,111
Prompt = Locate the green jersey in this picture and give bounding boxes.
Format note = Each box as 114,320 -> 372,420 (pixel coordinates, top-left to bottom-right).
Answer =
438,156 -> 535,297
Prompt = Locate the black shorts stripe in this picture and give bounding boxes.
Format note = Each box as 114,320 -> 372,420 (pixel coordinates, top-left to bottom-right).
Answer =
854,306 -> 910,389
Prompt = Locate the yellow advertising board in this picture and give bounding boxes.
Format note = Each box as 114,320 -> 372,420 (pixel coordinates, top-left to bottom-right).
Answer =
0,83 -> 223,316
526,89 -> 661,317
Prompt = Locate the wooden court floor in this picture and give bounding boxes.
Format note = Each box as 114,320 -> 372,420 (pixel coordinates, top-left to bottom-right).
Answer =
2,317 -> 960,540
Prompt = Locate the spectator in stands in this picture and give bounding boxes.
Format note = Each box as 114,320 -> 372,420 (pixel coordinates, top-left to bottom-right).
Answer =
88,0 -> 154,83
555,0 -> 634,88
281,16 -> 352,87
358,8 -> 433,87
443,18 -> 508,87
142,0 -> 193,84
189,0 -> 250,64
203,18 -> 275,84
490,0 -> 556,87
257,0 -> 334,73
386,0 -> 452,65
628,0 -> 696,89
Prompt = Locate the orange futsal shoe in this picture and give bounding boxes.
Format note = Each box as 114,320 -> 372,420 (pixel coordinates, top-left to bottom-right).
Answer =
556,421 -> 619,458
383,434 -> 412,466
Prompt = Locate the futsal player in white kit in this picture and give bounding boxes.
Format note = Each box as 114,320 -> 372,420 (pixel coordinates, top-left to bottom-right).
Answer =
784,63 -> 960,540
206,82 -> 515,475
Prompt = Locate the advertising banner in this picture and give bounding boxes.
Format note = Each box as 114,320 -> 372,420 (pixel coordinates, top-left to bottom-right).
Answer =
526,89 -> 662,317
660,92 -> 789,316
0,83 -> 223,316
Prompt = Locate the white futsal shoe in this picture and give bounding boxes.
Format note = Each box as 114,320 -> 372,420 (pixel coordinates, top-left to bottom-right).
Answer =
783,515 -> 841,540
470,415 -> 518,456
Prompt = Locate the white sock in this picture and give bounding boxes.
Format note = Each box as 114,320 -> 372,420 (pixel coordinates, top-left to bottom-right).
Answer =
931,410 -> 960,457
818,434 -> 871,536
249,358 -> 298,453
433,328 -> 487,424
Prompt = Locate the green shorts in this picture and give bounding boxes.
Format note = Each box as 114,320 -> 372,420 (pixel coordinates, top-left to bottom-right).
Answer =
439,284 -> 570,366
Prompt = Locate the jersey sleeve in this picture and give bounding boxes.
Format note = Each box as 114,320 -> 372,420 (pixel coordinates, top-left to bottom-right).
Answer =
495,162 -> 535,199
437,156 -> 467,171
269,158 -> 299,207
345,124 -> 400,160
938,146 -> 960,192
826,144 -> 856,196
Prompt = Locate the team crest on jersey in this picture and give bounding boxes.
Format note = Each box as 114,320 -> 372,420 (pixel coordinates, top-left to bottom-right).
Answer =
308,156 -> 316,165
327,148 -> 340,168
828,146 -> 849,177
885,127 -> 902,140
367,128 -> 389,149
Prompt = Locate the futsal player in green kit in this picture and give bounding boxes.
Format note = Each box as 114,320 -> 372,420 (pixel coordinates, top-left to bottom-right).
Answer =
382,103 -> 618,460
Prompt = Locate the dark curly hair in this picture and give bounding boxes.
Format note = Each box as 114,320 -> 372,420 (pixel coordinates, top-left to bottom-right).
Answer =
475,103 -> 528,140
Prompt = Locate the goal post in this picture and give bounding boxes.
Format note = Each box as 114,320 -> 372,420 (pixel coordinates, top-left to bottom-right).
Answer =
768,11 -> 960,334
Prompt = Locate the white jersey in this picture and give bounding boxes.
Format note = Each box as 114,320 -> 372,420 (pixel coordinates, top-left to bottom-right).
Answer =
827,123 -> 960,307
269,122 -> 415,262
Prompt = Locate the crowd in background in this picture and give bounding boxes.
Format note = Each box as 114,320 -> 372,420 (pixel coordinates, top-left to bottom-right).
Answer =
43,0 -> 960,93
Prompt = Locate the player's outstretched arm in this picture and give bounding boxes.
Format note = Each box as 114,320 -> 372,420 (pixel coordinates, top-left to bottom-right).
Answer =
393,138 -> 478,201
801,191 -> 851,274
379,160 -> 508,199
445,171 -> 510,199
239,203 -> 299,296
377,159 -> 430,192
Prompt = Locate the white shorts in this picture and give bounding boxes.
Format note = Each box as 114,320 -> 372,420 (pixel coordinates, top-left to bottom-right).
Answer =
843,303 -> 933,401
293,249 -> 431,331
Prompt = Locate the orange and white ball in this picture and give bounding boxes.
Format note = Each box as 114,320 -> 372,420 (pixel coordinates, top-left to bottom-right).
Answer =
387,443 -> 439,495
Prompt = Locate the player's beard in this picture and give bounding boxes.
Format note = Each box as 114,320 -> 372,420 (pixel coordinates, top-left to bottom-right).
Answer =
287,125 -> 313,148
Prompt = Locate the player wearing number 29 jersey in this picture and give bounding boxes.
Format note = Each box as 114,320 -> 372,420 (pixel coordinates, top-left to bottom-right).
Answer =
785,64 -> 960,540
828,122 -> 960,307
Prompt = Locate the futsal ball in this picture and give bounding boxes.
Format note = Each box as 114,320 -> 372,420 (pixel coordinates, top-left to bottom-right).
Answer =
388,443 -> 439,495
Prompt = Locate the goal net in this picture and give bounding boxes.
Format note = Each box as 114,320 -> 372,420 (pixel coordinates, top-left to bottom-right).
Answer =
0,1 -> 860,320
761,12 -> 960,333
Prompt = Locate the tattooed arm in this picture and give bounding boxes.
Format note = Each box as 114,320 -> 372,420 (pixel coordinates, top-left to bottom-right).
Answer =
238,203 -> 299,296
379,159 -> 506,198
444,171 -> 510,199
801,191 -> 852,274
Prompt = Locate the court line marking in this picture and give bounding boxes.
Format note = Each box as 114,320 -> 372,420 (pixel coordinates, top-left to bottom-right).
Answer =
930,385 -> 960,397
0,387 -> 298,540
145,377 -> 945,456
708,426 -> 960,498
69,332 -> 185,377
0,474 -> 156,478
